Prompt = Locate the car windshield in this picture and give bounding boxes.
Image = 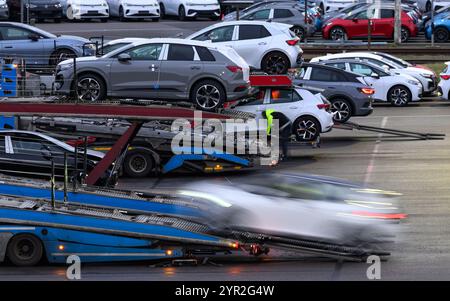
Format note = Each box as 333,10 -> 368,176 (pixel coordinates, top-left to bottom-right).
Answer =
375,52 -> 412,67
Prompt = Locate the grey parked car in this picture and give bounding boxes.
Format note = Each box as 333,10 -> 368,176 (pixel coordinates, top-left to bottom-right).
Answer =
0,22 -> 94,69
237,2 -> 316,40
0,2 -> 9,20
55,38 -> 251,111
294,63 -> 373,122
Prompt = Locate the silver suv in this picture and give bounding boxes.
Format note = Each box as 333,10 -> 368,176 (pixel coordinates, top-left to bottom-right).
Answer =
55,38 -> 250,111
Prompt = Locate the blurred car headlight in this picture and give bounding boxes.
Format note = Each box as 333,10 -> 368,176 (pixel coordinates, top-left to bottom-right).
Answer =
420,73 -> 433,78
407,79 -> 420,85
55,3 -> 62,8
58,63 -> 73,71
178,190 -> 232,208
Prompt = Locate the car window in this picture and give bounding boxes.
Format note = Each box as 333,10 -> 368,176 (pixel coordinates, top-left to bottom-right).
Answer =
193,25 -> 234,42
239,25 -> 271,40
310,67 -> 346,82
10,135 -> 45,156
195,46 -> 215,62
0,26 -> 35,41
121,44 -> 162,61
245,9 -> 270,20
270,89 -> 302,104
101,42 -> 128,55
237,89 -> 266,106
380,9 -> 395,19
167,44 -> 195,61
274,9 -> 294,18
352,8 -> 375,20
325,62 -> 346,70
349,63 -> 374,76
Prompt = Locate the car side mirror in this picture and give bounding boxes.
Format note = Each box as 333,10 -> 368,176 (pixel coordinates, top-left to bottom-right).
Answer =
371,72 -> 380,79
118,53 -> 132,62
28,33 -> 40,41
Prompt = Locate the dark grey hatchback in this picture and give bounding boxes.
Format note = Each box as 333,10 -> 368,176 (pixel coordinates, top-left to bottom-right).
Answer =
294,63 -> 374,122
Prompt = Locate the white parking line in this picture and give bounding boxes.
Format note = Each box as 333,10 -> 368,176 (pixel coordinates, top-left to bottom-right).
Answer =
364,116 -> 388,185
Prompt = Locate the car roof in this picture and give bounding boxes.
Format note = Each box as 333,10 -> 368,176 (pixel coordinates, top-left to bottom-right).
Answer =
319,58 -> 383,70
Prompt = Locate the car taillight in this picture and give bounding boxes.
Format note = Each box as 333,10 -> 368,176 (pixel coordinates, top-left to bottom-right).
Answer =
359,87 -> 375,95
286,39 -> 299,46
317,103 -> 330,110
351,211 -> 408,220
226,66 -> 242,73
441,74 -> 450,80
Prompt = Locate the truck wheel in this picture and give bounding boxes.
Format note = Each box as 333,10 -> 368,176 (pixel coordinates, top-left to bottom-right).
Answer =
123,150 -> 154,178
6,234 -> 44,267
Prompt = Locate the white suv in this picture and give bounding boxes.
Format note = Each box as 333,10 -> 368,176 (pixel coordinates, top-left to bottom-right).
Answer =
61,0 -> 110,21
187,21 -> 303,74
159,0 -> 221,21
313,0 -> 358,13
107,0 -> 160,21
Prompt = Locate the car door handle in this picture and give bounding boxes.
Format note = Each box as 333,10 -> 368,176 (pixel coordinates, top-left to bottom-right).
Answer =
190,66 -> 201,70
4,46 -> 13,49
327,86 -> 336,89
289,106 -> 298,109
258,42 -> 267,45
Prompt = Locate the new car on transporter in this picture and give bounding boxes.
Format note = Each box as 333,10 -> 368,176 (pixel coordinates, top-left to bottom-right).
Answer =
186,21 -> 303,74
55,39 -> 250,111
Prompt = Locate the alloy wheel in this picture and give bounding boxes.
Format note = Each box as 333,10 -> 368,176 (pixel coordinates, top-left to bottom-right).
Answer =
129,154 -> 148,174
265,54 -> 288,74
331,101 -> 350,122
296,119 -> 318,141
330,28 -> 345,41
390,87 -> 409,106
195,84 -> 221,110
401,28 -> 409,43
77,78 -> 101,101
292,27 -> 305,40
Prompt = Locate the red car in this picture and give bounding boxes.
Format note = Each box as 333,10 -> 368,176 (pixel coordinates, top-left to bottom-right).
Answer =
322,7 -> 418,42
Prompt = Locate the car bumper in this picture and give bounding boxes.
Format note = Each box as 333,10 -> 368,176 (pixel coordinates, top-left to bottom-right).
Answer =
54,69 -> 73,94
354,97 -> 373,117
72,7 -> 109,19
227,82 -> 251,101
122,6 -> 160,18
186,5 -> 221,17
410,84 -> 422,101
438,81 -> 450,99
29,8 -> 63,19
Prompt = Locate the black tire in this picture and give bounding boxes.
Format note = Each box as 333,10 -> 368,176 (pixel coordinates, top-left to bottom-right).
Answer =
330,98 -> 353,123
123,150 -> 154,178
329,26 -> 346,41
160,3 -> 165,19
388,85 -> 411,107
190,79 -> 225,111
291,26 -> 306,41
179,5 -> 186,21
100,18 -> 108,23
401,27 -> 410,43
319,2 -> 325,14
426,1 -> 431,12
6,234 -> 44,267
294,116 -> 321,142
434,27 -> 449,43
261,51 -> 290,75
152,17 -> 160,22
75,73 -> 106,102
50,48 -> 76,66
119,6 -> 126,21
54,18 -> 62,23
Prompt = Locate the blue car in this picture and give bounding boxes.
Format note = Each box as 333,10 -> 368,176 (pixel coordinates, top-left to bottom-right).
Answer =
425,12 -> 450,42
0,22 -> 95,69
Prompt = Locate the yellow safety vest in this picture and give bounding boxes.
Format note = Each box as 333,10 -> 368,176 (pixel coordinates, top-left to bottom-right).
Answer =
265,109 -> 275,135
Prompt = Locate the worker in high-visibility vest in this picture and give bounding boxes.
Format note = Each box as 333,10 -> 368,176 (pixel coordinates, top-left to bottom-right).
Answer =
263,109 -> 292,160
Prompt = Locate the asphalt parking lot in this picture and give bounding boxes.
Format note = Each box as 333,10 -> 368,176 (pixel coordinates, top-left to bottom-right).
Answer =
2,100 -> 450,281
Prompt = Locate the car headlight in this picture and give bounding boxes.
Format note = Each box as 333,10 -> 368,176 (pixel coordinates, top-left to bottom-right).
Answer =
407,80 -> 420,85
26,3 -> 37,8
420,73 -> 433,78
58,63 -> 73,71
0,4 -> 7,9
55,3 -> 61,8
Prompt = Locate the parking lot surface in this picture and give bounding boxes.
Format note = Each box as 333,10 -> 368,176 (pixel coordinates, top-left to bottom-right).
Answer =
2,102 -> 450,280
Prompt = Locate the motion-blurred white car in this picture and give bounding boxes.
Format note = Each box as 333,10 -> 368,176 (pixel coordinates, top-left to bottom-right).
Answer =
61,0 -> 109,21
311,52 -> 438,96
179,173 -> 405,254
438,61 -> 450,100
159,0 -> 221,21
107,0 -> 160,21
187,21 -> 303,74
320,59 -> 423,106
313,0 -> 358,13
236,86 -> 334,141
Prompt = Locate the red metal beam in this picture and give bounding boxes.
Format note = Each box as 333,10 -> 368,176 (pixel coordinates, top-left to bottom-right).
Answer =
0,103 -> 231,120
85,122 -> 142,186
